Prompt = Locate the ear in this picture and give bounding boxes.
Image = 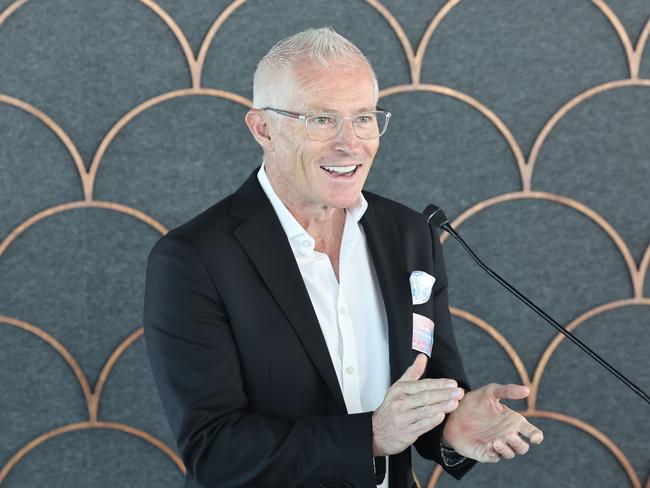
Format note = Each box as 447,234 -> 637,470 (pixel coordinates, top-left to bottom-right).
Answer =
245,109 -> 275,152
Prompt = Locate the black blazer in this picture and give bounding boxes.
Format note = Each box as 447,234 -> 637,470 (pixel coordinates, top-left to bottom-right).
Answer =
143,169 -> 475,488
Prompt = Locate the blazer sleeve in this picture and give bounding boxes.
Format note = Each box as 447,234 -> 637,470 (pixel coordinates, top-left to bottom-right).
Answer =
413,225 -> 477,479
143,234 -> 376,488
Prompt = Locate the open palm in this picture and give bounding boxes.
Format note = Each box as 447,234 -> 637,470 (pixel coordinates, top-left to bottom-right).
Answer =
442,383 -> 544,462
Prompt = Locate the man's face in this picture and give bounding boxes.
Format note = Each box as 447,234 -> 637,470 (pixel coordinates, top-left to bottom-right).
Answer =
265,59 -> 380,211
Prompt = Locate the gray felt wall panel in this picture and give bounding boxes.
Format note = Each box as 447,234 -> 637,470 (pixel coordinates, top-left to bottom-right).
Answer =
1,1 -> 648,487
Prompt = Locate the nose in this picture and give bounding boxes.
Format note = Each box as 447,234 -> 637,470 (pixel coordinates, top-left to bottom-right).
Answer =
333,118 -> 361,151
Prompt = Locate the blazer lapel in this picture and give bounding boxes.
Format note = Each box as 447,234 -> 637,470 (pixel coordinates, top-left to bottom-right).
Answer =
361,196 -> 413,384
230,171 -> 347,412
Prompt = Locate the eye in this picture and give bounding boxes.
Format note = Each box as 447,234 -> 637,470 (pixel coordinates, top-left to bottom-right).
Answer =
310,115 -> 335,127
356,114 -> 375,125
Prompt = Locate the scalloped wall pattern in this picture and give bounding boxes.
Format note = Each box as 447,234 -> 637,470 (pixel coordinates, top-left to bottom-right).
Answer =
0,1 -> 648,487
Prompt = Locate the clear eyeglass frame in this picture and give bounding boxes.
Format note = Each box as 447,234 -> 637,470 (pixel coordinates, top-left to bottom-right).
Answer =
263,107 -> 392,141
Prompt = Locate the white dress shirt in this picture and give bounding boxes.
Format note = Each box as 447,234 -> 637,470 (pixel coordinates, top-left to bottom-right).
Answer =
257,163 -> 391,486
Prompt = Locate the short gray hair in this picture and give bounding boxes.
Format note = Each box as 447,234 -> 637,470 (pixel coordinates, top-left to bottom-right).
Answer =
252,27 -> 378,109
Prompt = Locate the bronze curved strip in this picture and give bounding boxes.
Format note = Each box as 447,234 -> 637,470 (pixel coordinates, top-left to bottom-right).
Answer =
92,327 -> 144,421
379,84 -> 526,189
0,94 -> 86,199
0,315 -> 93,419
0,0 -> 28,26
635,19 -> 650,71
86,88 -> 252,200
195,0 -> 248,87
450,307 -> 530,388
530,298 -> 650,410
412,469 -> 423,488
364,0 -> 417,82
426,465 -> 443,488
639,245 -> 650,298
426,409 -> 641,488
0,200 -> 168,256
0,420 -> 185,483
526,79 -> 650,189
413,0 -> 462,84
443,191 -> 642,298
528,410 -> 641,488
138,0 -> 199,88
592,0 -> 637,78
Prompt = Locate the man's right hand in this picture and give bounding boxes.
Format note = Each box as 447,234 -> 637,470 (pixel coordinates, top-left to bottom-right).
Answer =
372,353 -> 464,456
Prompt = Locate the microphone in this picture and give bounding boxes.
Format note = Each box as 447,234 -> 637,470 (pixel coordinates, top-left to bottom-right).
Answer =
423,203 -> 650,406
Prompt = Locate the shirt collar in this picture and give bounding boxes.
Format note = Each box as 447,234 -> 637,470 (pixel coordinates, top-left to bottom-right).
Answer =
257,161 -> 368,245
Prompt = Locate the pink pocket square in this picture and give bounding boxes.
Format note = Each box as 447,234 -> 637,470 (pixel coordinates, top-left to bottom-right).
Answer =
412,313 -> 435,357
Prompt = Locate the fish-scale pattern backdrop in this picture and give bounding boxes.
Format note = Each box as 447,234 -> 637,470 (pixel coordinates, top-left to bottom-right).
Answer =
0,1 -> 648,487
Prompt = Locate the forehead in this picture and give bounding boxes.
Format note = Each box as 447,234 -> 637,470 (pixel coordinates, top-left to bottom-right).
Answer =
289,60 -> 378,112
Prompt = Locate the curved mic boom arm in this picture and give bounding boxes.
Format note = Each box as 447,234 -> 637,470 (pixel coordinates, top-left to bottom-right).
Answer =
423,204 -> 650,406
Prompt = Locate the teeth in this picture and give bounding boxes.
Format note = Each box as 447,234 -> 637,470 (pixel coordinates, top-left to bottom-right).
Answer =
322,165 -> 357,173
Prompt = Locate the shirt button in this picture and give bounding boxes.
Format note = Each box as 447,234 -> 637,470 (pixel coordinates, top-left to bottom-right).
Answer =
302,240 -> 310,247
339,307 -> 346,315
346,366 -> 354,374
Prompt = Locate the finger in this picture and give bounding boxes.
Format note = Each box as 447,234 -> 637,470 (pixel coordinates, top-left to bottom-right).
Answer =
404,388 -> 464,410
505,433 -> 529,455
518,421 -> 544,445
407,397 -> 459,423
397,378 -> 458,395
493,439 -> 516,460
403,388 -> 463,409
398,353 -> 427,382
408,411 -> 445,437
491,383 -> 530,401
482,447 -> 501,463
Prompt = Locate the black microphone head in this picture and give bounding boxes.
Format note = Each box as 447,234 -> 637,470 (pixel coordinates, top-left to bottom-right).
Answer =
422,204 -> 449,229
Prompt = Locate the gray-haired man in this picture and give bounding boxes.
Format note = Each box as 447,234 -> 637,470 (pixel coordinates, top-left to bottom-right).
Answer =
144,27 -> 543,488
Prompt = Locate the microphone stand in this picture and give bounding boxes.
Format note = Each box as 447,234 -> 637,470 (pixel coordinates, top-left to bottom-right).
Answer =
423,204 -> 650,407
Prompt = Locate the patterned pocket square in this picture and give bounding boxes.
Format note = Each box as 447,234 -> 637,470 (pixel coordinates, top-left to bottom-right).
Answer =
409,270 -> 436,305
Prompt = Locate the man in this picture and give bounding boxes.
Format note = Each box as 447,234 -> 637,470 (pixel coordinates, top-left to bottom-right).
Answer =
143,27 -> 543,488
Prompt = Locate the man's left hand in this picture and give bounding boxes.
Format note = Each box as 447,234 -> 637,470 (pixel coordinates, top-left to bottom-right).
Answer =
442,383 -> 544,463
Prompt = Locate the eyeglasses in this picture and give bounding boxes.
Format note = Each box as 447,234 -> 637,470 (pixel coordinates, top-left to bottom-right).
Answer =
263,107 -> 391,141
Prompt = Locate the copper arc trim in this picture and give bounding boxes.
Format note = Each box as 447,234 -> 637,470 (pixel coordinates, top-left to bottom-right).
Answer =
450,307 -> 530,388
195,0 -> 248,88
0,93 -> 86,198
412,0 -> 462,84
0,317 -> 152,424
86,88 -> 252,201
530,298 -> 650,410
0,421 -> 185,484
364,0 -> 416,82
639,245 -> 650,296
0,315 -> 93,419
379,84 -> 526,189
592,0 -> 650,80
425,409 -> 640,488
92,327 -> 144,421
366,0 -> 462,85
441,191 -> 643,299
426,465 -> 443,488
0,200 -> 168,257
0,0 -> 28,26
526,79 -> 650,189
139,0 -> 199,89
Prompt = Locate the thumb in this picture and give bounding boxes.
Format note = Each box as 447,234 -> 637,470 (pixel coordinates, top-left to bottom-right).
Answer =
491,383 -> 530,401
398,353 -> 427,382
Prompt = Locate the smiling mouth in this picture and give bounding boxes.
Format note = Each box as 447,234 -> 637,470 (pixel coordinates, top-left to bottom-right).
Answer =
320,164 -> 360,177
